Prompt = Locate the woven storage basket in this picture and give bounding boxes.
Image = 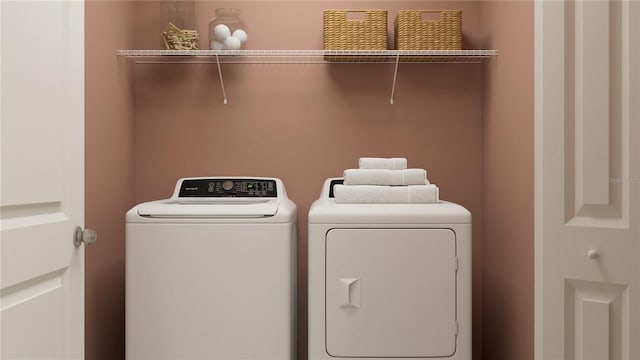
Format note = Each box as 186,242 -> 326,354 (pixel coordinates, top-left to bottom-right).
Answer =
323,9 -> 388,50
394,10 -> 462,50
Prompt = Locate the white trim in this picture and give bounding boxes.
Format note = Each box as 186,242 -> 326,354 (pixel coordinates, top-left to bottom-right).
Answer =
533,0 -> 544,358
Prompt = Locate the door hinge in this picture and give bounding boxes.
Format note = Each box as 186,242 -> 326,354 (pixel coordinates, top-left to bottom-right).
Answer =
455,321 -> 459,336
455,256 -> 459,272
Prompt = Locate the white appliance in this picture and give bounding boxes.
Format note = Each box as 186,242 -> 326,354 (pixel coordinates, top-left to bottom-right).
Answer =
126,177 -> 297,360
308,178 -> 472,360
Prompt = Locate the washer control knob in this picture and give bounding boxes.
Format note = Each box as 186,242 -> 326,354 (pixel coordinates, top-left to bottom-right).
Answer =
222,180 -> 234,191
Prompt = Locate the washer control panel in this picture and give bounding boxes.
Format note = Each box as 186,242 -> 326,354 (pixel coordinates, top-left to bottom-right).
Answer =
178,178 -> 277,198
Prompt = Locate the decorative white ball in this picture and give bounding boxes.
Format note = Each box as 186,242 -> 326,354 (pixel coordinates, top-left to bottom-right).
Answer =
213,24 -> 231,42
223,36 -> 242,50
210,40 -> 225,50
232,29 -> 248,44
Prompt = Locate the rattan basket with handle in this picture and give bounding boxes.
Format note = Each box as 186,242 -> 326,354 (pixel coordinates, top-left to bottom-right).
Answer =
323,9 -> 388,50
394,10 -> 462,50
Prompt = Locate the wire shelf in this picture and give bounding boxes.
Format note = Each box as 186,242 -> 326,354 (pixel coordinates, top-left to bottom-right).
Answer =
118,49 -> 498,104
116,49 -> 498,64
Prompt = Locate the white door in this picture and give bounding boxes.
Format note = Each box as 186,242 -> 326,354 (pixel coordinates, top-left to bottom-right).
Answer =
535,1 -> 640,359
325,228 -> 457,358
1,1 -> 87,359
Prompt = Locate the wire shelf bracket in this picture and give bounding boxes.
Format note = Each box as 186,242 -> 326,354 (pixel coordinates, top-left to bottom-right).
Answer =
214,54 -> 228,105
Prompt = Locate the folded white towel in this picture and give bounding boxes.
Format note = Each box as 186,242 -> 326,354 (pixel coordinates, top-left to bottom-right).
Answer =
343,169 -> 428,186
358,157 -> 407,170
334,184 -> 439,204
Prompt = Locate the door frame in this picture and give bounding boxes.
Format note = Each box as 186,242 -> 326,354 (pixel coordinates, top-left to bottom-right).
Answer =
534,1 -> 545,357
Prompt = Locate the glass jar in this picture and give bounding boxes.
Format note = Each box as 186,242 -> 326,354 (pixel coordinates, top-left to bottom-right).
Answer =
161,0 -> 195,31
208,8 -> 247,50
160,0 -> 198,49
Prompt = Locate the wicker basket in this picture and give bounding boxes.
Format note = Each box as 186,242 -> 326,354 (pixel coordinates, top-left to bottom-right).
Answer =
394,10 -> 462,50
323,9 -> 388,50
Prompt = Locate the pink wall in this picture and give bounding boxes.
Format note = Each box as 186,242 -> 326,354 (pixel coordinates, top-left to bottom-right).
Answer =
480,1 -> 534,359
133,2 -> 484,359
84,1 -> 535,359
85,1 -> 136,359
136,1 -> 485,51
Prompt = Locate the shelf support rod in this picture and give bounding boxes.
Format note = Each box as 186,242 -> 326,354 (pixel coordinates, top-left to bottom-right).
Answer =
215,54 -> 228,105
390,52 -> 400,104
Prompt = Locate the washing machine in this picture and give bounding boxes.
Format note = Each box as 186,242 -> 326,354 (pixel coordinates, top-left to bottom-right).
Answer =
308,178 -> 472,360
126,177 -> 297,360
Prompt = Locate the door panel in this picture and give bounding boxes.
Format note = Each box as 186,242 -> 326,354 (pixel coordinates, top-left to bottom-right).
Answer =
535,1 -> 639,359
564,280 -> 629,360
572,0 -> 612,207
0,1 -> 85,359
0,1 -> 65,208
326,228 -> 457,358
2,285 -> 65,358
563,0 -> 628,226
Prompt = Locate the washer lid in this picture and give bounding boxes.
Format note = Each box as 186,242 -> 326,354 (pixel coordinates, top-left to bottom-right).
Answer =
137,199 -> 279,218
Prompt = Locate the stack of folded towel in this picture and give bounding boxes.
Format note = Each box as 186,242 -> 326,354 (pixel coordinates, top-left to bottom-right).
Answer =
334,157 -> 439,204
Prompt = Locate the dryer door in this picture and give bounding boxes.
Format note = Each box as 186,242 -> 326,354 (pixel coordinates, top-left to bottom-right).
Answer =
326,228 -> 457,357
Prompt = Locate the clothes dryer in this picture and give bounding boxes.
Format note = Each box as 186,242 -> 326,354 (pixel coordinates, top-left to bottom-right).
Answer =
308,178 -> 471,359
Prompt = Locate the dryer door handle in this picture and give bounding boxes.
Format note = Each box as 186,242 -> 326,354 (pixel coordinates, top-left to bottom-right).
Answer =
339,277 -> 361,309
